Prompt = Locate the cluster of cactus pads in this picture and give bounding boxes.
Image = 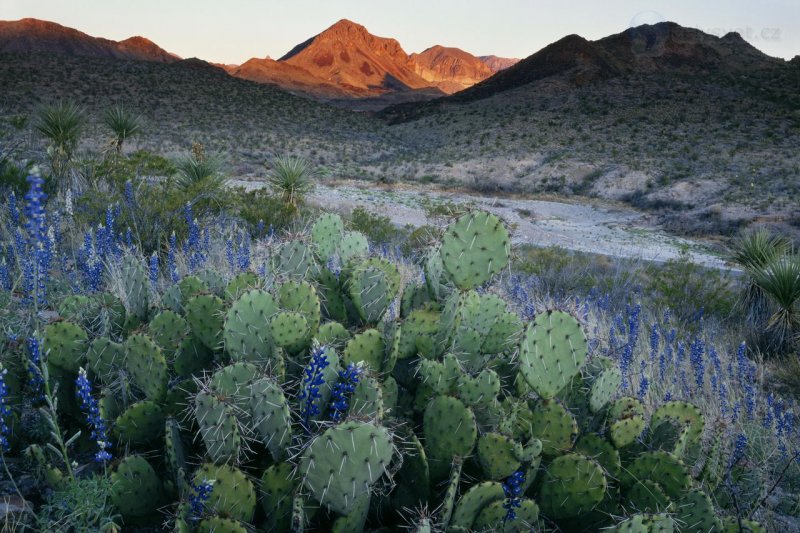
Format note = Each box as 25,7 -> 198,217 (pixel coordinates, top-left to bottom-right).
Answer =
21,210 -> 762,532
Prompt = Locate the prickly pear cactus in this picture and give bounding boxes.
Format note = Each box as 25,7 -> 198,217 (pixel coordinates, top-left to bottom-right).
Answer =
299,421 -> 394,515
539,453 -> 607,519
223,289 -> 278,363
119,255 -> 149,320
249,377 -> 291,461
110,455 -> 162,522
440,210 -> 510,290
311,212 -> 344,261
42,320 -> 88,372
193,463 -> 256,522
124,333 -> 168,400
185,294 -> 225,351
518,310 -> 587,399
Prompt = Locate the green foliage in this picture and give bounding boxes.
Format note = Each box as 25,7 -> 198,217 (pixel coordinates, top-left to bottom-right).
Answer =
174,150 -> 225,194
36,475 -> 120,532
103,105 -> 142,153
266,155 -> 315,211
35,100 -> 86,180
349,206 -> 404,245
753,254 -> 800,351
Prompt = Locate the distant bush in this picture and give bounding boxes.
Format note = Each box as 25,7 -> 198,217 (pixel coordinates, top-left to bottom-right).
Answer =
349,206 -> 404,245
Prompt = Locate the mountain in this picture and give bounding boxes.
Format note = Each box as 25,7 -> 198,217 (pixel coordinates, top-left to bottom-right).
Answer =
0,18 -> 178,62
384,21 -> 789,115
479,55 -> 520,72
278,19 -> 430,95
409,45 -> 494,94
227,57 -> 349,97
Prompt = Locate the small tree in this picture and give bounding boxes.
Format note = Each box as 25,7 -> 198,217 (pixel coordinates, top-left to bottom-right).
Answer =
103,105 -> 141,154
753,254 -> 800,353
266,155 -> 314,212
730,228 -> 792,323
35,101 -> 85,182
174,143 -> 224,194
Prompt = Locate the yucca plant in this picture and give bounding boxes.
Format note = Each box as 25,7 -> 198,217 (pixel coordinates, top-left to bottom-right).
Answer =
103,105 -> 141,154
35,101 -> 85,181
174,151 -> 224,194
730,228 -> 793,322
266,155 -> 314,211
753,254 -> 800,353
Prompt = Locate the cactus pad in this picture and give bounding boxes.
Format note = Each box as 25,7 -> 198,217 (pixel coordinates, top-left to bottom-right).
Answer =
110,455 -> 162,521
518,310 -> 587,399
249,377 -> 291,461
223,289 -> 278,363
440,210 -> 510,290
124,333 -> 168,400
42,320 -> 88,372
193,463 -> 256,522
539,453 -> 607,519
185,294 -> 225,350
299,421 -> 394,515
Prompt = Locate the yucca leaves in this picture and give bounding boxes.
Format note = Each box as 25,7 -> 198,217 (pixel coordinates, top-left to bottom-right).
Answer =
36,101 -> 85,180
103,105 -> 141,153
174,153 -> 224,193
730,229 -> 792,273
266,156 -> 314,210
753,255 -> 800,349
731,229 -> 795,327
35,101 -> 86,156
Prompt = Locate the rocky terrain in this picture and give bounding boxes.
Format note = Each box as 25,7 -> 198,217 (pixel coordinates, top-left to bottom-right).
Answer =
0,18 -> 177,62
0,18 -> 797,240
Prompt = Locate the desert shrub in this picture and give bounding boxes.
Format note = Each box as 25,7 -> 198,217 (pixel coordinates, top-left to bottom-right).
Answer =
349,205 -> 404,245
35,476 -> 120,532
642,249 -> 737,323
234,187 -> 304,237
35,100 -> 86,182
103,105 -> 141,154
266,155 -> 314,211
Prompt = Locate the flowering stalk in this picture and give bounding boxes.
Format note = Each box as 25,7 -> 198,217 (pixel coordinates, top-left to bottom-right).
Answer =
188,479 -> 214,521
502,469 -> 525,522
329,363 -> 362,422
75,368 -> 112,462
298,345 -> 329,432
0,364 -> 11,452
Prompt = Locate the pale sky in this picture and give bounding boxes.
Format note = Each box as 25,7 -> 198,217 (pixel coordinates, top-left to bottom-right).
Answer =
3,0 -> 798,63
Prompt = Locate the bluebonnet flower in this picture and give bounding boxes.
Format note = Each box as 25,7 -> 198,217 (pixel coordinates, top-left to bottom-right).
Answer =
256,219 -> 265,236
26,337 -> 45,403
689,338 -> 705,390
626,303 -> 641,347
124,180 -> 135,208
0,364 -> 11,452
75,368 -> 112,462
168,232 -> 179,283
0,258 -> 9,291
502,469 -> 525,522
236,231 -> 250,271
298,346 -> 330,431
188,479 -> 214,521
637,361 -> 649,400
729,433 -> 747,468
649,323 -> 659,361
149,252 -> 159,289
225,238 -> 235,271
735,342 -> 748,384
24,174 -> 48,246
329,363 -> 363,422
620,344 -> 633,391
744,384 -> 756,419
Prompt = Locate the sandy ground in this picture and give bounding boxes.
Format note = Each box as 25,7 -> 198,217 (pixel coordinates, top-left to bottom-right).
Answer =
231,179 -> 731,270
